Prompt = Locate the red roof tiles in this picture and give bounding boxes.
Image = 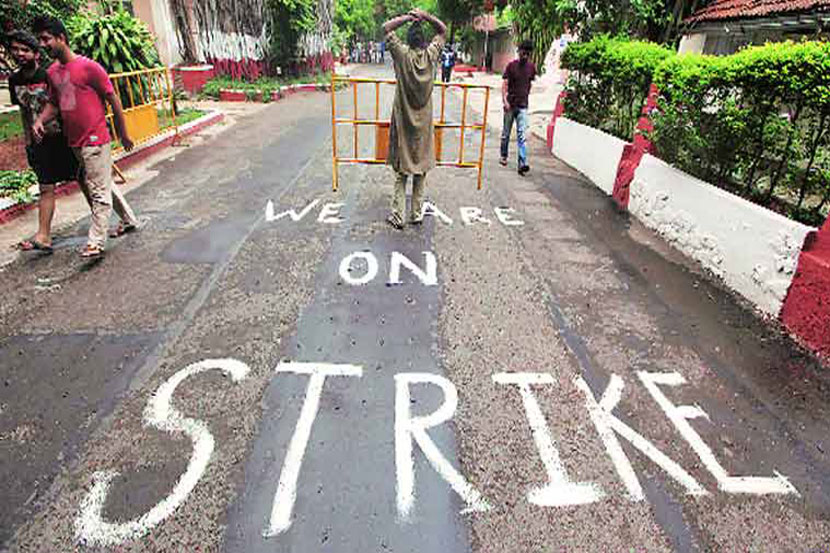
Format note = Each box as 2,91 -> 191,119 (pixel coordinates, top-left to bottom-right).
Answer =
686,0 -> 830,23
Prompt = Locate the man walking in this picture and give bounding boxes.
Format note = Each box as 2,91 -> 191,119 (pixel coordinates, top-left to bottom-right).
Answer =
382,8 -> 446,229
500,40 -> 536,176
440,43 -> 456,83
7,30 -> 78,254
32,16 -> 139,258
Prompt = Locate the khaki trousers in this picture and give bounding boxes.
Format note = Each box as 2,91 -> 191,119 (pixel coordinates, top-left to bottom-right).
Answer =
73,144 -> 137,248
391,172 -> 426,224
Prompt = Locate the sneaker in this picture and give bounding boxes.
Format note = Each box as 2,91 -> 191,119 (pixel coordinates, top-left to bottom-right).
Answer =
386,213 -> 404,230
499,158 -> 508,167
518,165 -> 530,176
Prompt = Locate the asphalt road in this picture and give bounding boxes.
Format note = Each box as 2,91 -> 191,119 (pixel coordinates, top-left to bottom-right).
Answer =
1,65 -> 830,552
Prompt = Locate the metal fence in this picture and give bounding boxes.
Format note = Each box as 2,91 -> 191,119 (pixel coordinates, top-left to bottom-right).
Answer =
330,75 -> 491,191
107,67 -> 178,156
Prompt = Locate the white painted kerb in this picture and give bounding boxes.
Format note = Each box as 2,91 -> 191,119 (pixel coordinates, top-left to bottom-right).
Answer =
629,154 -> 814,315
552,117 -> 627,196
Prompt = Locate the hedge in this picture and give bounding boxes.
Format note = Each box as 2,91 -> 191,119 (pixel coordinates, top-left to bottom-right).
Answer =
561,37 -> 830,226
561,36 -> 673,140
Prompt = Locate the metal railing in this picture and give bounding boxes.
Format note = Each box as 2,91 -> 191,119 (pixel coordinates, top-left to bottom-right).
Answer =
107,67 -> 178,157
330,75 -> 491,191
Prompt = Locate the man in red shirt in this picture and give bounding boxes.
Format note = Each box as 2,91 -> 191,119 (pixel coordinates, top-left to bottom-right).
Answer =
32,16 -> 139,258
500,40 -> 536,176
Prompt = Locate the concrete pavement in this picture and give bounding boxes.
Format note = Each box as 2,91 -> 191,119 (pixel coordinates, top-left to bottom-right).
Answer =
0,66 -> 829,553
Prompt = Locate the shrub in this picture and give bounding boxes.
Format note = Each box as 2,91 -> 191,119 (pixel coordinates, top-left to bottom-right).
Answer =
68,9 -> 160,74
561,36 -> 672,140
652,41 -> 830,225
562,36 -> 830,226
0,170 -> 37,203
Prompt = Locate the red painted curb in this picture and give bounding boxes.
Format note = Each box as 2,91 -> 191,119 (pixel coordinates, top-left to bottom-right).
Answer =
0,113 -> 225,226
547,91 -> 567,151
219,83 -> 332,103
611,84 -> 658,210
219,90 -> 247,102
781,215 -> 830,361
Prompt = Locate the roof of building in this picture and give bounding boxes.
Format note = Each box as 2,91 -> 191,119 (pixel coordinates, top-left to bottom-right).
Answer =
686,0 -> 830,23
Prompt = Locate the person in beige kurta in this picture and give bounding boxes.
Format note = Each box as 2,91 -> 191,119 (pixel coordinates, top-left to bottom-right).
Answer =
382,9 -> 447,229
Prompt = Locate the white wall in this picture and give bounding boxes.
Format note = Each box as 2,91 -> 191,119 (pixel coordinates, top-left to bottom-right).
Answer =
629,154 -> 814,316
678,33 -> 706,54
552,117 -> 628,196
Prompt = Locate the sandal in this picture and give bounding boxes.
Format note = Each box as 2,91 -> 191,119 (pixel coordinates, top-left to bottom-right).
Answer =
109,221 -> 138,238
17,240 -> 54,254
80,244 -> 105,258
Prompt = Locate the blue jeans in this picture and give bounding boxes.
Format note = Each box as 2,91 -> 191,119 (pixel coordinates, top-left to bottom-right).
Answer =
500,107 -> 528,167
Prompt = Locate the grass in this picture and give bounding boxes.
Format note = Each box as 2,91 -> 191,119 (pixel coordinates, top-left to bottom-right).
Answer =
0,111 -> 24,142
173,107 -> 206,126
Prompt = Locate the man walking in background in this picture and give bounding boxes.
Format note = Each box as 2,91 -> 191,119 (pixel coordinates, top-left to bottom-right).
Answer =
500,40 -> 536,176
440,43 -> 456,83
32,16 -> 139,258
382,8 -> 446,229
8,30 -> 78,254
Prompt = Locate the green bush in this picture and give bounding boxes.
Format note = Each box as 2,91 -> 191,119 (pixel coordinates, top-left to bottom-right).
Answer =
68,9 -> 160,74
561,36 -> 672,139
562,36 -> 830,225
0,170 -> 37,203
652,41 -> 830,225
199,73 -> 333,101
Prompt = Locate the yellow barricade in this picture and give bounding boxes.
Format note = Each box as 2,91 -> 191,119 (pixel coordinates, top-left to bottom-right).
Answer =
330,75 -> 491,191
107,67 -> 178,156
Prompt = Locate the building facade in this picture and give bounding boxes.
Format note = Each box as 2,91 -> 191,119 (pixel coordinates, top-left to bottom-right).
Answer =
680,0 -> 830,55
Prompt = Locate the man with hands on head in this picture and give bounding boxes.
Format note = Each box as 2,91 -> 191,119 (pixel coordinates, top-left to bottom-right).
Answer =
32,16 -> 140,258
382,8 -> 446,230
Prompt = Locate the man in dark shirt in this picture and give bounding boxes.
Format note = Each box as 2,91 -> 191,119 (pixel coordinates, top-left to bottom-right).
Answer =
500,40 -> 536,176
440,44 -> 456,83
8,30 -> 78,253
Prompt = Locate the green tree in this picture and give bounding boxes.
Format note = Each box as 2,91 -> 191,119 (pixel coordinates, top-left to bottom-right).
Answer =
334,0 -> 375,43
266,0 -> 316,72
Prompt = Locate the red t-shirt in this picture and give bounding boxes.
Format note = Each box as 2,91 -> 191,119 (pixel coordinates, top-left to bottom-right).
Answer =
47,56 -> 114,147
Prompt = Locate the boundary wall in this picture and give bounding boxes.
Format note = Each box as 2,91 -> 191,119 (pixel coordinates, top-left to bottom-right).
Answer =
548,92 -> 830,361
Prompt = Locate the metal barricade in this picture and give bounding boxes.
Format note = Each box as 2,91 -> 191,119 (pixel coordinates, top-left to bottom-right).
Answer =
107,67 -> 178,157
330,75 -> 491,191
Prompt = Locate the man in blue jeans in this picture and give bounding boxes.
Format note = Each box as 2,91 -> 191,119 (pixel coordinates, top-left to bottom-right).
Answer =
500,40 -> 536,176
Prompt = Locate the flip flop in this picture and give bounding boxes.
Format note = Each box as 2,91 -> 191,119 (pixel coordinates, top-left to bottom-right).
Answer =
17,240 -> 54,254
109,222 -> 138,238
80,244 -> 104,258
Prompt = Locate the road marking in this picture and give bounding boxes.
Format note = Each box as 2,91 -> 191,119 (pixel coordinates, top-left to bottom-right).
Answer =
339,251 -> 379,285
460,207 -> 492,226
493,372 -> 604,506
420,201 -> 454,225
638,371 -> 798,496
395,373 -> 492,521
265,198 -> 526,228
339,251 -> 437,286
573,374 -> 708,501
317,202 -> 345,224
266,198 -> 320,222
493,207 -> 525,226
389,252 -> 438,286
75,359 -> 250,547
265,362 -> 363,537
